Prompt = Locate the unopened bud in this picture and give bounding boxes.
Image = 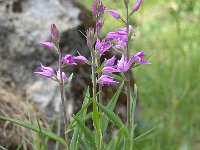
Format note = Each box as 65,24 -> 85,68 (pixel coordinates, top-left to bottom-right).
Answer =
107,10 -> 121,19
132,0 -> 142,12
51,24 -> 60,44
86,27 -> 96,48
124,0 -> 129,7
96,21 -> 103,28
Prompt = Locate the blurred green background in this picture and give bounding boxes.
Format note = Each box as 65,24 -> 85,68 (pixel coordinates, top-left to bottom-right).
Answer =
80,0 -> 200,149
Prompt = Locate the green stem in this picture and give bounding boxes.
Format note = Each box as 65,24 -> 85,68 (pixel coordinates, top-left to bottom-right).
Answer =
91,50 -> 101,150
125,3 -> 131,138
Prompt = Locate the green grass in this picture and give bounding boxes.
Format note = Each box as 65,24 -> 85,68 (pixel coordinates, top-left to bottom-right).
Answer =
80,0 -> 200,149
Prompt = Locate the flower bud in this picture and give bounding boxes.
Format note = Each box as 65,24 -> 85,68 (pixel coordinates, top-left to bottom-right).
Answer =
73,56 -> 87,64
39,41 -> 54,50
124,0 -> 129,7
132,0 -> 142,12
92,2 -> 97,16
56,71 -> 68,83
51,24 -> 60,44
107,10 -> 121,19
86,27 -> 96,48
96,21 -> 103,28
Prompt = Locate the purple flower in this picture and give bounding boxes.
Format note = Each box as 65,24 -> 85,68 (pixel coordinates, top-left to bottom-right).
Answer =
105,56 -> 116,67
107,10 -> 121,19
117,54 -> 132,72
39,42 -> 54,50
102,67 -> 119,74
131,51 -> 151,64
99,41 -> 111,56
98,75 -> 119,85
73,56 -> 87,64
96,21 -> 103,28
55,70 -> 68,83
106,26 -> 134,50
95,39 -> 111,57
102,56 -> 119,74
95,38 -> 102,51
62,54 -> 77,65
132,0 -> 142,12
51,24 -> 60,43
34,64 -> 54,78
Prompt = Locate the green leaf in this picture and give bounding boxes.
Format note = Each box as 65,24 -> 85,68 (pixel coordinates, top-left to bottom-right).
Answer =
102,82 -> 124,135
106,138 -> 117,150
70,127 -> 81,150
106,126 -> 126,150
0,145 -> 7,150
70,88 -> 90,150
94,101 -> 124,129
133,127 -> 157,142
96,60 -> 106,74
55,119 -> 61,150
130,84 -> 137,150
80,137 -> 91,150
74,117 -> 96,149
65,73 -> 74,89
114,126 -> 126,150
67,98 -> 92,133
0,116 -> 68,148
109,73 -> 128,82
36,117 -> 47,150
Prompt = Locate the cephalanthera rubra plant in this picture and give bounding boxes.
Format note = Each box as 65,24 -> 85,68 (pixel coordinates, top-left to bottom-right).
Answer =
0,0 -> 152,149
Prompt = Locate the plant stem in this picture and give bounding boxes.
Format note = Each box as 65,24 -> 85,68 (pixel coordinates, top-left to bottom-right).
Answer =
125,4 -> 131,134
91,51 -> 101,150
58,48 -> 69,147
91,52 -> 97,102
96,26 -> 103,104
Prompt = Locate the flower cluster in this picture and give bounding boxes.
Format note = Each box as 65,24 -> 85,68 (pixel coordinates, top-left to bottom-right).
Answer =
106,26 -> 133,51
34,24 -> 87,83
95,0 -> 150,86
98,51 -> 150,85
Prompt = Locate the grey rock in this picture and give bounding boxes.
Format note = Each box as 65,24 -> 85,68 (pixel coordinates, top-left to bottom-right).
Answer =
0,0 -> 87,115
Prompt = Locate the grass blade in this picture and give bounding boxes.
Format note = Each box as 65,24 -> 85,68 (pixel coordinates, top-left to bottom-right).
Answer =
133,127 -> 157,142
74,117 -> 96,149
70,88 -> 90,150
0,116 -> 68,148
102,82 -> 124,135
95,101 -> 124,129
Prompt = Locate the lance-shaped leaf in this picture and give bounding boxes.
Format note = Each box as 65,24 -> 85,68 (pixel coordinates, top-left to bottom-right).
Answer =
0,116 -> 68,148
74,117 -> 96,149
102,82 -> 124,135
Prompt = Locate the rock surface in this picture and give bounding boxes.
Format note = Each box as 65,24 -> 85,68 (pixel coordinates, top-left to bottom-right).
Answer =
0,0 -> 90,115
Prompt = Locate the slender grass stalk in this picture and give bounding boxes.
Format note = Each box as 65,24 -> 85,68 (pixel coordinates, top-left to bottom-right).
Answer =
58,47 -> 69,147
